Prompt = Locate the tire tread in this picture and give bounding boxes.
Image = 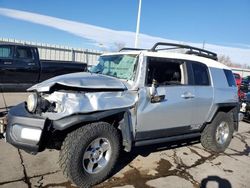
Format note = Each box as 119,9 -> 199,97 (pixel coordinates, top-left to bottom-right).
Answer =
59,122 -> 121,187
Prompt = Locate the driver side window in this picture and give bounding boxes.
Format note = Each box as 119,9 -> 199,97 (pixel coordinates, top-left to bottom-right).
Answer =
146,57 -> 186,86
15,46 -> 34,60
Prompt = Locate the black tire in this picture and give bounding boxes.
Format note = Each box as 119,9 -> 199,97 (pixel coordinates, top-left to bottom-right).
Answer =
59,122 -> 121,188
201,111 -> 234,153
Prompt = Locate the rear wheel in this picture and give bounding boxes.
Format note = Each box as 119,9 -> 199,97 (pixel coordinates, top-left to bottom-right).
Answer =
201,112 -> 234,152
59,122 -> 121,187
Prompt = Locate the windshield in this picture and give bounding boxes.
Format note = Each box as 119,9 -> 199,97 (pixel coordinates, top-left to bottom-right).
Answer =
90,54 -> 138,80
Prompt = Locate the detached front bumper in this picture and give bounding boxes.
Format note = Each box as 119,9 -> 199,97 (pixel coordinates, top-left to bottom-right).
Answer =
6,103 -> 46,154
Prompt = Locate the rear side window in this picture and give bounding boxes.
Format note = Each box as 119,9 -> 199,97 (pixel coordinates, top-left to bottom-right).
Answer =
16,47 -> 33,59
224,69 -> 236,87
192,63 -> 210,86
0,46 -> 12,58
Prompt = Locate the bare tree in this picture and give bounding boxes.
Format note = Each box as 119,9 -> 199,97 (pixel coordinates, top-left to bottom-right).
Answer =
218,54 -> 249,68
112,42 -> 126,52
218,55 -> 232,66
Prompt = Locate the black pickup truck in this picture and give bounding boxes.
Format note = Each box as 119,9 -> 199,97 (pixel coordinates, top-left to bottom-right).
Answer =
0,44 -> 87,92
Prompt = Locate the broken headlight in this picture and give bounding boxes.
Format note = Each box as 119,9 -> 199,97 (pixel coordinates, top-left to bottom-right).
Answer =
26,93 -> 38,113
27,93 -> 57,114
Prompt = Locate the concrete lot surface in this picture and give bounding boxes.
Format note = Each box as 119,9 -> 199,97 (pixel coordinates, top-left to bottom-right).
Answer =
0,92 -> 29,115
0,93 -> 250,188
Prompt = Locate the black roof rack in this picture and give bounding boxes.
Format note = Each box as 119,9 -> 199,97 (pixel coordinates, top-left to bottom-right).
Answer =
150,42 -> 218,61
119,47 -> 147,52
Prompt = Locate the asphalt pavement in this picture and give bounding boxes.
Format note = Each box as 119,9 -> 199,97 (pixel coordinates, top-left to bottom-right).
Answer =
0,93 -> 250,188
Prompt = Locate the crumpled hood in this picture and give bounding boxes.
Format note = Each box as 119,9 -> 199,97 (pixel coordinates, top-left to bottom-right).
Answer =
28,72 -> 127,92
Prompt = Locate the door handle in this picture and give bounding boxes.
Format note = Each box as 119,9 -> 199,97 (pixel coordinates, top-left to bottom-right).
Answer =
181,92 -> 195,99
4,62 -> 12,65
28,63 -> 35,66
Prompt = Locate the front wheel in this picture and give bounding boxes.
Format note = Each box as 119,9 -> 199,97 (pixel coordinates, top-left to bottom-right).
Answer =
201,112 -> 234,153
59,122 -> 121,188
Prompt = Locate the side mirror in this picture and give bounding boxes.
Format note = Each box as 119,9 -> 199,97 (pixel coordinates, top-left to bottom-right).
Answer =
149,79 -> 165,103
149,79 -> 157,97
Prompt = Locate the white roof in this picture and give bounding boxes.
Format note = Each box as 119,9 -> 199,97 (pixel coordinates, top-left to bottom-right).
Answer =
102,50 -> 230,70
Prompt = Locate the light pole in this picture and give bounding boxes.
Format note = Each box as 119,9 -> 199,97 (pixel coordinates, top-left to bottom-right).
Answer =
135,0 -> 142,48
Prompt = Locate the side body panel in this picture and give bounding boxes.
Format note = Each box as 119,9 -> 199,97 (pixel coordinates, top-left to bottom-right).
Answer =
206,67 -> 238,122
136,86 -> 194,133
192,86 -> 213,125
183,61 -> 214,126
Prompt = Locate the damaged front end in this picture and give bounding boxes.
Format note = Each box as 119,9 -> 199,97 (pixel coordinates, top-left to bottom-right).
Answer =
27,89 -> 137,120
6,72 -> 138,153
26,72 -> 138,121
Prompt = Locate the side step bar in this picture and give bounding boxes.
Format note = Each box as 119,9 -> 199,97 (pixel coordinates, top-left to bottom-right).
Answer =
135,133 -> 200,147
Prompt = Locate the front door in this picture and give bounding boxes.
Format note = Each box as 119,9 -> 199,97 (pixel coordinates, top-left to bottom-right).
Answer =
136,57 -> 195,141
9,46 -> 40,84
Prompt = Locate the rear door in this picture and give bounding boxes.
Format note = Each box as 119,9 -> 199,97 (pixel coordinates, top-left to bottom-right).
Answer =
189,61 -> 213,126
0,45 -> 14,83
7,46 -> 40,84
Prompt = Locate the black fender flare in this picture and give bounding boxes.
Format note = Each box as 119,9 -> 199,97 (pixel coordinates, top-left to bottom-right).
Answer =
119,111 -> 133,152
206,102 -> 239,131
52,108 -> 134,152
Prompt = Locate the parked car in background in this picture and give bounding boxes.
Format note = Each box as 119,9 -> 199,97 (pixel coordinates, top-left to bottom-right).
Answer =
233,73 -> 242,87
238,89 -> 246,101
0,43 -> 87,92
240,92 -> 250,121
232,73 -> 245,100
240,76 -> 250,93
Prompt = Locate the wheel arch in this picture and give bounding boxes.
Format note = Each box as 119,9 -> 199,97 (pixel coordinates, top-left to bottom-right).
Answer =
205,102 -> 239,131
49,108 -> 134,152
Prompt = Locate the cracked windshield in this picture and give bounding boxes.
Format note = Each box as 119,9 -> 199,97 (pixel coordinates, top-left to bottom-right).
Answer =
90,54 -> 138,80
